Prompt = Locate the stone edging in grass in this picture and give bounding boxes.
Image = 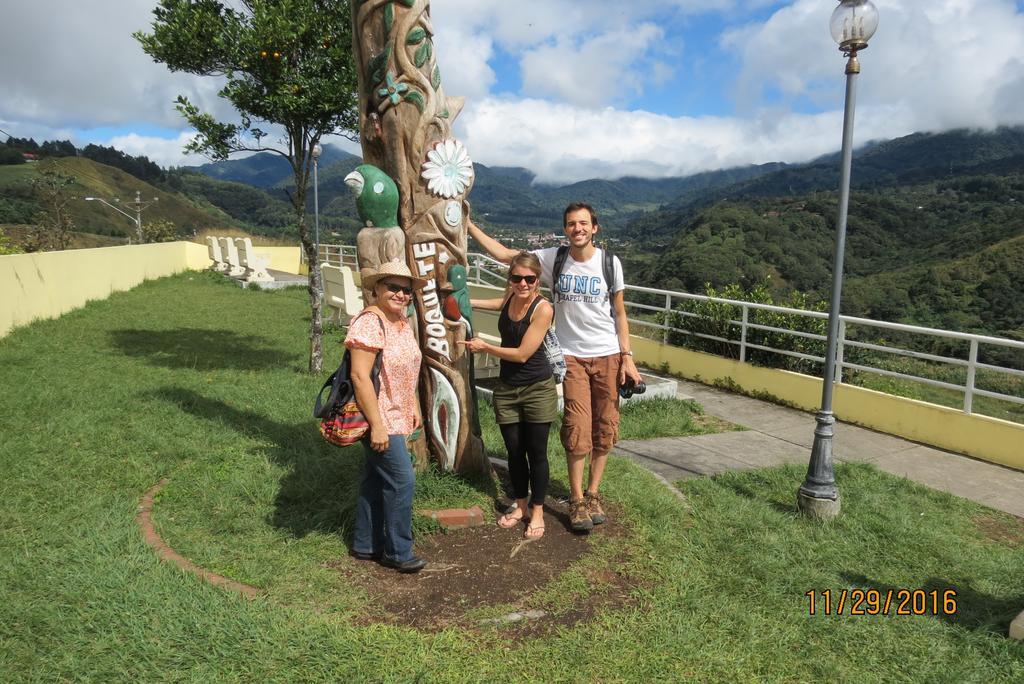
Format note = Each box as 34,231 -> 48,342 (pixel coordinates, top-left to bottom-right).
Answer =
1011,609 -> 1024,641
418,506 -> 485,528
136,478 -> 261,599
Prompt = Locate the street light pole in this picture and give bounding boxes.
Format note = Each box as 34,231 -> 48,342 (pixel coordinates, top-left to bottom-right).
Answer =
124,191 -> 159,243
312,144 -> 322,260
84,191 -> 158,244
797,0 -> 878,520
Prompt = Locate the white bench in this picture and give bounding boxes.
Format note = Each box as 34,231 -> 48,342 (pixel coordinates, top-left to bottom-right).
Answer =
321,263 -> 364,324
234,237 -> 273,283
206,236 -> 228,272
218,237 -> 246,277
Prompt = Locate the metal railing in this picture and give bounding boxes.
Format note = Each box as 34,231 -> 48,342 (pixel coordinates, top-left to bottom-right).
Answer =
318,244 -> 358,268
299,244 -> 359,269
328,246 -> 1024,419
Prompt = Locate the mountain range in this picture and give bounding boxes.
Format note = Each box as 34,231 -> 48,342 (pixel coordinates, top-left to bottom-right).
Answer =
4,125 -> 1022,338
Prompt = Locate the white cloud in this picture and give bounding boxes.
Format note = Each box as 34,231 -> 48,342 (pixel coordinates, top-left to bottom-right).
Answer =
458,97 -> 877,184
519,24 -> 666,107
724,0 -> 1024,131
432,1 -> 630,47
106,132 -> 207,168
432,26 -> 496,104
0,0 -> 229,131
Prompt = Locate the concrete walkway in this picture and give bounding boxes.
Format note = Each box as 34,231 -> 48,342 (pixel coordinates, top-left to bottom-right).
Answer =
613,378 -> 1024,519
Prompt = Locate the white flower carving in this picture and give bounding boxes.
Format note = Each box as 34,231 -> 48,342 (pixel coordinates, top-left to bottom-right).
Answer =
421,139 -> 474,198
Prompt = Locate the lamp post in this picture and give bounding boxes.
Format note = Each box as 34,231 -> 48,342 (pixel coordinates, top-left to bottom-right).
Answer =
312,143 -> 322,259
797,0 -> 878,520
84,191 -> 158,244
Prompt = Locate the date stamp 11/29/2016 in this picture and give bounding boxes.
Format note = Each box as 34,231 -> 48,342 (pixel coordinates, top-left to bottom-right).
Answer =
806,588 -> 958,616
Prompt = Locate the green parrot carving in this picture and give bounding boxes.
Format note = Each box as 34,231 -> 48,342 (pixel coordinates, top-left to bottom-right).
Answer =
345,164 -> 406,295
344,164 -> 400,228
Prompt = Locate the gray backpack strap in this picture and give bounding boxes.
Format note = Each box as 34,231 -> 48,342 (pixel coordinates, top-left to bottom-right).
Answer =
603,248 -> 617,319
551,245 -> 569,311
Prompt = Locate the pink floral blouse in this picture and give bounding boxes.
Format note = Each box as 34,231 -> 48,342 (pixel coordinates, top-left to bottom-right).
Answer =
344,310 -> 422,436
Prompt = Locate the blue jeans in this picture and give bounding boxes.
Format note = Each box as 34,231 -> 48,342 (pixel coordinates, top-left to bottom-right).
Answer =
353,435 -> 416,562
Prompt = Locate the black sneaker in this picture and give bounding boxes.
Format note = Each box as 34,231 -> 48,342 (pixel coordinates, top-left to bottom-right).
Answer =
381,555 -> 428,573
350,549 -> 381,561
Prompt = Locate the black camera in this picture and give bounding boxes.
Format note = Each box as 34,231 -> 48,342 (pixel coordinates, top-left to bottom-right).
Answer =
618,378 -> 647,399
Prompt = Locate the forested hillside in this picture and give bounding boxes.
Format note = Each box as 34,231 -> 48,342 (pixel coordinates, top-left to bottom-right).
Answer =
0,157 -> 239,239
631,169 -> 1024,337
188,150 -> 785,233
628,127 -> 1024,242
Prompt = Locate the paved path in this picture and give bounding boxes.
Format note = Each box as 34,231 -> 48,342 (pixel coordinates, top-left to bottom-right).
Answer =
613,378 -> 1024,519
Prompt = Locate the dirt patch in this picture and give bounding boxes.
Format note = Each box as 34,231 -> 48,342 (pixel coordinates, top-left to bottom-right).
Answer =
972,513 -> 1024,546
328,496 -> 644,633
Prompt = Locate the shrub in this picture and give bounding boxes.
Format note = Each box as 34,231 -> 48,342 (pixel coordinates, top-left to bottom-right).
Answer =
664,281 -> 828,374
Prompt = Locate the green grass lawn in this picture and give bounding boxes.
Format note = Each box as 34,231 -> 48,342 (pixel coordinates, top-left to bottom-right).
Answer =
1,272 -> 1022,681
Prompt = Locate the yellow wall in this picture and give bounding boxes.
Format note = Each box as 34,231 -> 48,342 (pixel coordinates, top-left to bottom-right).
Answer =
632,336 -> 1024,471
467,283 -> 503,337
1,243 -> 306,338
259,246 -> 301,274
1,242 -> 207,338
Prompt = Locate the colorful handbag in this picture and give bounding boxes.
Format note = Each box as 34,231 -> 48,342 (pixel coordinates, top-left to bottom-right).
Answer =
314,314 -> 384,447
319,396 -> 374,447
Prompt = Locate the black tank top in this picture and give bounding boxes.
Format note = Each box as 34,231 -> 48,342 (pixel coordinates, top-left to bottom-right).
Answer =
497,295 -> 552,387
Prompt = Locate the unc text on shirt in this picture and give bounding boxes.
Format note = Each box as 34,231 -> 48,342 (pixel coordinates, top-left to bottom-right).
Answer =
557,274 -> 605,297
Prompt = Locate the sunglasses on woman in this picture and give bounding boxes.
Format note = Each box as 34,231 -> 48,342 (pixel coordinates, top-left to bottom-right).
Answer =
381,281 -> 414,296
509,274 -> 538,284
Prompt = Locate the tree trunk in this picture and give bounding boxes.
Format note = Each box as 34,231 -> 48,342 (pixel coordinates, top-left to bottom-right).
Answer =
351,0 -> 487,474
291,165 -> 325,375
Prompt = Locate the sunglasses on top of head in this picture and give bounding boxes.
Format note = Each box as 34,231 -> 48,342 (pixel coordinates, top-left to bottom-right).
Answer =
509,274 -> 538,284
381,281 -> 414,296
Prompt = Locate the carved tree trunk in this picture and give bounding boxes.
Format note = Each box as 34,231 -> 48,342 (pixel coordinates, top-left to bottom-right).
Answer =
351,0 -> 486,474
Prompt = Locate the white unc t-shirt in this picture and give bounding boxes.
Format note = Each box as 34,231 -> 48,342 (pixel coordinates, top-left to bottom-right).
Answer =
533,247 -> 624,358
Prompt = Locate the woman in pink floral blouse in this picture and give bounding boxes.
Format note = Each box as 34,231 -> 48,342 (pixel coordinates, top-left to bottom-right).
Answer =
347,260 -> 427,573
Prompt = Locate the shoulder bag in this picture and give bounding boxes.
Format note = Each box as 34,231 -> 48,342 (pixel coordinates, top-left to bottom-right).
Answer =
315,312 -> 385,447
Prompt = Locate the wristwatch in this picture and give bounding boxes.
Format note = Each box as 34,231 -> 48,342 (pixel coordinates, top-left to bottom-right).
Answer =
620,350 -> 633,356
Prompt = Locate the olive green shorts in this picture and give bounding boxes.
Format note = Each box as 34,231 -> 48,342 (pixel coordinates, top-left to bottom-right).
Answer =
491,376 -> 559,425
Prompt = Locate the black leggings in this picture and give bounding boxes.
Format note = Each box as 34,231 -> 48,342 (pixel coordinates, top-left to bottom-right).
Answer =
499,422 -> 551,507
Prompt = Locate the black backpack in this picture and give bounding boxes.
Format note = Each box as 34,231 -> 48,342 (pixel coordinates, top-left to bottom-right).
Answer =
313,314 -> 384,419
551,244 -> 617,319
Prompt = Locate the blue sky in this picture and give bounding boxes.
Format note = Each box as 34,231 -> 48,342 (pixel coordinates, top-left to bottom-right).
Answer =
3,1 -> 1024,183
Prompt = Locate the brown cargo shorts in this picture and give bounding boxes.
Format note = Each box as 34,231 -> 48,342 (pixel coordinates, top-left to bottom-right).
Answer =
559,353 -> 621,459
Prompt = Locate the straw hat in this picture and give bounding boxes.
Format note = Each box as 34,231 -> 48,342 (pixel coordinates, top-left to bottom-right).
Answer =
361,258 -> 428,290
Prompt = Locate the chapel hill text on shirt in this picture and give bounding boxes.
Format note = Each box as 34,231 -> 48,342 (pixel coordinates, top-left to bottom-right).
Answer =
556,275 -> 608,305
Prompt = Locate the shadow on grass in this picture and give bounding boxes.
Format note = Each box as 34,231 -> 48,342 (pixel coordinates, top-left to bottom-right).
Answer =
111,328 -> 300,371
713,474 -> 798,516
151,386 -> 501,542
152,386 -> 361,538
842,572 -> 1024,635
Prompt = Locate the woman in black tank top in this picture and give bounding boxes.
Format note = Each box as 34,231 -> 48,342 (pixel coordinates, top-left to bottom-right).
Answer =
460,252 -> 557,540
497,295 -> 553,386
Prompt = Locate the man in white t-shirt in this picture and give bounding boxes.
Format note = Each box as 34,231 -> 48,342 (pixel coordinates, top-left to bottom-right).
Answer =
469,203 -> 642,531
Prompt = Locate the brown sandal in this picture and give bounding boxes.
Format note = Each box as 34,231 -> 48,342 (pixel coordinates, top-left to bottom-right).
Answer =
497,511 -> 525,528
524,521 -> 545,539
